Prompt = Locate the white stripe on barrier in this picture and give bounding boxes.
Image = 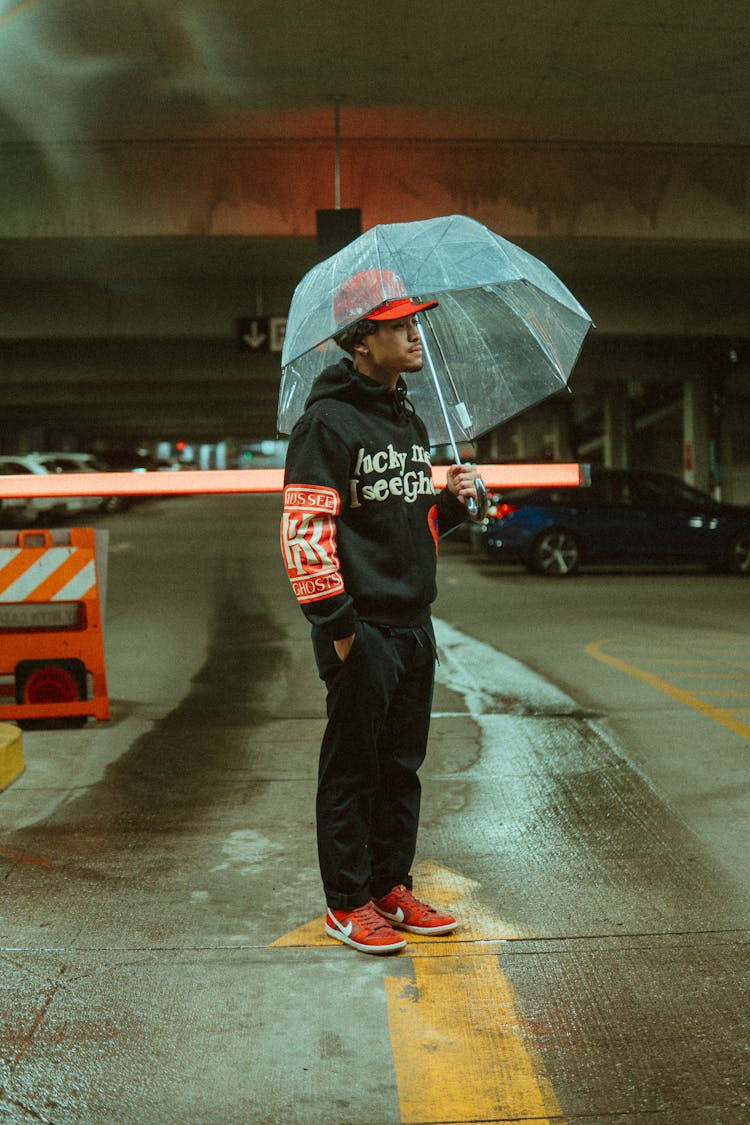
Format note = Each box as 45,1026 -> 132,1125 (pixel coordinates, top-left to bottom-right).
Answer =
0,548 -> 75,601
0,548 -> 21,568
51,560 -> 97,602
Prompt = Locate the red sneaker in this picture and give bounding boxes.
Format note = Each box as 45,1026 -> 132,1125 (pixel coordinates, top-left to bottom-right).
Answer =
325,902 -> 407,955
373,884 -> 458,934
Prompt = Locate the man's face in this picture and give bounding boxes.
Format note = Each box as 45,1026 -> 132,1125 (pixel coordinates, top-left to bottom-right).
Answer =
363,316 -> 424,378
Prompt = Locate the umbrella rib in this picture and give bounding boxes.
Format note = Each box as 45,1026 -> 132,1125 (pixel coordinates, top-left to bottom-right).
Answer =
416,321 -> 462,463
420,307 -> 466,405
374,233 -> 385,300
412,217 -> 462,291
416,221 -> 451,285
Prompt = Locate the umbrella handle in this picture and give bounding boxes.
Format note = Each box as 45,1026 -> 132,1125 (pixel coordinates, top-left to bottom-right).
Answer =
472,475 -> 488,520
465,474 -> 488,520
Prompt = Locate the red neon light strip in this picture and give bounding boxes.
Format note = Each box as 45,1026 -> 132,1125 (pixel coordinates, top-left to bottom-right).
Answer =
0,464 -> 588,500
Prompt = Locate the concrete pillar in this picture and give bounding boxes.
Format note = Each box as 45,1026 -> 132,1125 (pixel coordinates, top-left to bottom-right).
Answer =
682,378 -> 710,491
602,385 -> 630,468
543,405 -> 574,462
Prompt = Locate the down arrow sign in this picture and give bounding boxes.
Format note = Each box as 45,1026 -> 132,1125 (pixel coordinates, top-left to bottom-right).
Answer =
237,316 -> 269,352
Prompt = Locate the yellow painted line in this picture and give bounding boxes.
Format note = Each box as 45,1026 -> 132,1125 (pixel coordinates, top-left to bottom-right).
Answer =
0,0 -> 41,26
272,861 -> 564,1123
384,957 -> 559,1124
0,722 -> 24,791
384,863 -> 562,1122
586,639 -> 750,741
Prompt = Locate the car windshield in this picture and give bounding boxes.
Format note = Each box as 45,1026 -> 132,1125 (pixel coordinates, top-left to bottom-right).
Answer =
628,472 -> 713,509
0,463 -> 34,475
39,458 -> 86,473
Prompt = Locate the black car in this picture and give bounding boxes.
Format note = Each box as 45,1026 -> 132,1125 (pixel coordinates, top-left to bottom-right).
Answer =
482,467 -> 750,576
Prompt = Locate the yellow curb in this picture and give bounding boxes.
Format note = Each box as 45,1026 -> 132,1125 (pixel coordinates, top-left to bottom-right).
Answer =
0,722 -> 24,792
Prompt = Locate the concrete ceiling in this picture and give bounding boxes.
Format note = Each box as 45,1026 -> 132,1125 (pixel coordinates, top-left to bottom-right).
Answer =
1,1 -> 749,147
2,0 -> 749,288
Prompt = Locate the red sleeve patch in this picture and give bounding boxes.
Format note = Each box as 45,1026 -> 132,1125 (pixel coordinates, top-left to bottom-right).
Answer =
427,503 -> 439,550
280,484 -> 345,605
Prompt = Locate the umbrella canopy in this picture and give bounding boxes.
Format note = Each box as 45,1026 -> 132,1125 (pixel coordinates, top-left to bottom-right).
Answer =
278,214 -> 592,447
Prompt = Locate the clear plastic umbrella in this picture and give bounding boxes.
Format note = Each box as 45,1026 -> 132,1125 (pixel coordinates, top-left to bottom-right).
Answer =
278,213 -> 593,455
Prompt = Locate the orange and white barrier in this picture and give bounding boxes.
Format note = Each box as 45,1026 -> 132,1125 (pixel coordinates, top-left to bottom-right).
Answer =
0,528 -> 109,723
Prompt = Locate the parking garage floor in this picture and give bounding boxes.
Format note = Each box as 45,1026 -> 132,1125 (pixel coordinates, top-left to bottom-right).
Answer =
1,496 -> 749,1124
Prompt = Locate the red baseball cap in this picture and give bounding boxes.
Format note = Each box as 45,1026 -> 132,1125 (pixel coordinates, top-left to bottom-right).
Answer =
333,268 -> 438,327
365,295 -> 439,321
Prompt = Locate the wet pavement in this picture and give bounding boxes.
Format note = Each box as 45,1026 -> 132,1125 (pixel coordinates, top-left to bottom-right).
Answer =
1,495 -> 748,1124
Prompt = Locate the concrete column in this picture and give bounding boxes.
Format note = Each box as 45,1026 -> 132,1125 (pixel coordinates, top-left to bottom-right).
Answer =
682,378 -> 710,491
602,385 -> 630,468
544,405 -> 574,462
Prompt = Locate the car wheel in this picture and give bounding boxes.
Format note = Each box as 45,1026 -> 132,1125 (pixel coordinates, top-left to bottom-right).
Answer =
529,528 -> 581,577
726,529 -> 750,574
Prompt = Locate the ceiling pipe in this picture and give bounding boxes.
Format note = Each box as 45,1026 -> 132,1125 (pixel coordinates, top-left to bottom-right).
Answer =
332,96 -> 342,210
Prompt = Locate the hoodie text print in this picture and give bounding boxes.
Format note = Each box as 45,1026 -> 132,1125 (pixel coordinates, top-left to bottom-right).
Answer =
280,359 -> 466,639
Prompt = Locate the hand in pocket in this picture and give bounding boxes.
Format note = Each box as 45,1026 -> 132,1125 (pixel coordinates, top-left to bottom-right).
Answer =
334,633 -> 356,662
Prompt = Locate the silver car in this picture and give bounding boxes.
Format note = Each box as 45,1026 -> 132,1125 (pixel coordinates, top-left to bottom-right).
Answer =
0,454 -> 71,527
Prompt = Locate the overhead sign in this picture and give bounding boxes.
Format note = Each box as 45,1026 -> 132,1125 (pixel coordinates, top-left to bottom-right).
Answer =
236,317 -> 269,353
269,316 -> 287,352
236,316 -> 287,353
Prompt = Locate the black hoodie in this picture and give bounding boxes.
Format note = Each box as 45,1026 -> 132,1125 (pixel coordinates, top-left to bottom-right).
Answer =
280,358 -> 466,639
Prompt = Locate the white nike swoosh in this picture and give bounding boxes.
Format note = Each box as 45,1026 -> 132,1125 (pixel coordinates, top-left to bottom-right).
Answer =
330,915 -> 353,937
392,907 -> 405,923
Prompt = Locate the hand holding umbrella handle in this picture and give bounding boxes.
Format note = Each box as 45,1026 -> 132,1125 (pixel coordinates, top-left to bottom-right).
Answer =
466,475 -> 488,520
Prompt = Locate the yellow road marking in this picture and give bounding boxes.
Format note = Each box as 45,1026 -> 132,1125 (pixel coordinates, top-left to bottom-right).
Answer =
0,0 -> 41,25
384,957 -> 559,1124
0,722 -> 24,792
586,638 -> 750,741
384,863 -> 562,1123
272,861 -> 564,1124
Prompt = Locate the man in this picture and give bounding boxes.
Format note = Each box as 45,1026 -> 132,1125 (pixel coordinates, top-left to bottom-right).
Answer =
280,271 -> 478,955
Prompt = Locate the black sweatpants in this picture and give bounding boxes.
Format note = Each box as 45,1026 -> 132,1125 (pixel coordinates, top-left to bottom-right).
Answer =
311,619 -> 436,910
